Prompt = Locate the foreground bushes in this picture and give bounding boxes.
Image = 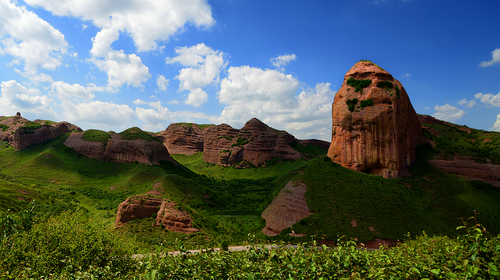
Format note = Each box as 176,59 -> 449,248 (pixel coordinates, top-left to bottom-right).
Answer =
0,211 -> 499,279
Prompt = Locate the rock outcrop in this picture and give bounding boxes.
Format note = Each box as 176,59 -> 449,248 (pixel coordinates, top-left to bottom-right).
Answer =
114,196 -> 163,227
203,118 -> 301,167
114,196 -> 199,233
0,113 -> 82,151
327,61 -> 425,178
430,158 -> 500,187
157,123 -> 212,155
261,180 -> 312,236
155,200 -> 199,234
64,128 -> 174,166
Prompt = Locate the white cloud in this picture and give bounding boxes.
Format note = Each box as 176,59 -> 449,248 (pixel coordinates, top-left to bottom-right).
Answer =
63,100 -> 135,126
217,66 -> 335,140
166,43 -> 227,92
168,100 -> 180,104
185,88 -> 208,107
433,104 -> 466,122
458,98 -> 477,109
479,48 -> 500,67
402,73 -> 411,78
0,0 -> 68,77
136,101 -> 171,125
90,50 -> 151,92
25,0 -> 215,53
474,92 -> 500,107
51,81 -> 102,102
270,54 -> 296,71
492,114 -> 500,132
156,75 -> 169,92
133,98 -> 148,105
0,80 -> 56,118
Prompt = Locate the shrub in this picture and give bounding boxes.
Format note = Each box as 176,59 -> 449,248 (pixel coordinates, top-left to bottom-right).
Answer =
395,85 -> 401,98
20,121 -> 41,130
377,80 -> 393,89
346,78 -> 372,94
346,98 -> 358,112
81,129 -> 111,145
0,124 -> 8,132
360,98 -> 374,109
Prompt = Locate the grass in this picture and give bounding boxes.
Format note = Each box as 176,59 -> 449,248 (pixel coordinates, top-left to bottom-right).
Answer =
81,129 -> 111,145
0,124 -> 8,131
289,141 -> 328,159
119,127 -> 162,142
20,121 -> 42,130
177,122 -> 215,130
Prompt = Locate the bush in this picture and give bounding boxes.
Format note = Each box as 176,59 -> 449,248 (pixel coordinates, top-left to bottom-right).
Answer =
0,124 -> 8,132
0,212 -> 137,277
346,98 -> 358,112
377,80 -> 393,89
360,98 -> 374,109
346,77 -> 372,94
20,121 -> 42,130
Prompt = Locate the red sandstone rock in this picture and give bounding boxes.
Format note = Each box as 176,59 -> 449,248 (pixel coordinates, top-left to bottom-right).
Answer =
157,123 -> 211,155
430,158 -> 500,187
114,196 -> 163,228
203,118 -> 301,167
261,180 -> 312,236
64,129 -> 174,166
0,113 -> 82,151
155,200 -> 199,234
327,61 -> 425,178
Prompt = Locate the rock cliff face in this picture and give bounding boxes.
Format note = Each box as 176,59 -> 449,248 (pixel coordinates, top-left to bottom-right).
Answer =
64,128 -> 174,166
261,180 -> 312,236
114,196 -> 199,233
0,112 -> 82,151
203,118 -> 301,167
327,61 -> 425,178
157,123 -> 212,155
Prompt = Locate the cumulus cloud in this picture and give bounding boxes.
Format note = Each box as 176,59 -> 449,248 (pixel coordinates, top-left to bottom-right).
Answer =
51,81 -> 103,102
458,98 -> 477,109
270,54 -> 296,71
474,92 -> 500,107
433,104 -> 466,122
479,48 -> 500,67
63,100 -> 135,126
90,50 -> 151,92
185,88 -> 208,107
166,43 -> 226,106
0,0 -> 68,77
217,66 -> 335,140
133,99 -> 148,105
0,80 -> 56,118
492,114 -> 500,132
25,0 -> 215,53
136,100 -> 171,126
156,75 -> 169,92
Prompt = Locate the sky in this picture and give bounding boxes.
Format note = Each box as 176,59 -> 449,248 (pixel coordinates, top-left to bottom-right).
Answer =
1,0 -> 500,141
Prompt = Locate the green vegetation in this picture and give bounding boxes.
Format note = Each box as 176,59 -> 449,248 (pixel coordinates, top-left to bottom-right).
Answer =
377,80 -> 393,89
359,98 -> 374,109
346,77 -> 372,94
20,121 -> 42,130
81,129 -> 111,145
231,137 -> 250,147
217,135 -> 234,141
346,98 -> 358,112
395,85 -> 401,98
119,127 -> 161,142
178,122 -> 214,130
0,124 -> 8,132
289,141 -> 328,159
357,59 -> 386,71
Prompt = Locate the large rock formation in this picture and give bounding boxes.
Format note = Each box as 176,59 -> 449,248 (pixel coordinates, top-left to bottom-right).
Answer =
261,180 -> 312,236
114,195 -> 199,233
64,128 -> 174,166
0,113 -> 82,150
157,123 -> 212,155
327,61 -> 425,178
203,118 -> 302,167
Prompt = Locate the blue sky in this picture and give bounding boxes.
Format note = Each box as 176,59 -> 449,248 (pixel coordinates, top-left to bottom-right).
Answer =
1,0 -> 500,141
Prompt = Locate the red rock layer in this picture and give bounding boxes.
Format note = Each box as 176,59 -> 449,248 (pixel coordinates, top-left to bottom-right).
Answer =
157,123 -> 211,155
202,118 -> 301,167
261,180 -> 312,236
64,132 -> 174,166
327,62 -> 425,178
114,196 -> 163,227
0,113 -> 82,151
155,200 -> 199,234
430,158 -> 500,187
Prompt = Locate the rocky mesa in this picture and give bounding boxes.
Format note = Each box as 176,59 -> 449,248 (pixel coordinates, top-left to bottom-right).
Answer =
156,123 -> 213,155
203,118 -> 302,167
0,112 -> 82,151
64,127 -> 174,166
327,61 -> 426,178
